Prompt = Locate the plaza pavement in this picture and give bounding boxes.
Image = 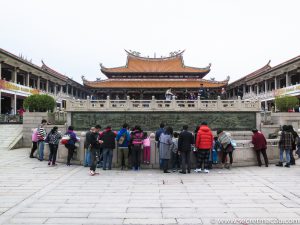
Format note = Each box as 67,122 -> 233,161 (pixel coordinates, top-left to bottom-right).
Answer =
1,149 -> 300,225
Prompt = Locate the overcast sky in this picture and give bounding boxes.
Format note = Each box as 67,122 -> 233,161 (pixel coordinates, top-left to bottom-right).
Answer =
1,0 -> 300,83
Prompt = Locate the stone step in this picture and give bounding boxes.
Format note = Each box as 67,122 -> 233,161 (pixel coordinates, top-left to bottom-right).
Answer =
0,124 -> 23,149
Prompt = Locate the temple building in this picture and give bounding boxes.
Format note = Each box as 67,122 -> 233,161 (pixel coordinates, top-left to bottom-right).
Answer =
226,55 -> 300,111
0,48 -> 90,117
82,50 -> 228,100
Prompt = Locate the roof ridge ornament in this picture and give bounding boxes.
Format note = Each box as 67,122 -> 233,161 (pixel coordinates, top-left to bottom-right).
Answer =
125,49 -> 185,59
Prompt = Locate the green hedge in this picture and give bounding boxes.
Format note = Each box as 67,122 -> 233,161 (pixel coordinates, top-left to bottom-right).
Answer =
275,95 -> 299,112
24,94 -> 56,112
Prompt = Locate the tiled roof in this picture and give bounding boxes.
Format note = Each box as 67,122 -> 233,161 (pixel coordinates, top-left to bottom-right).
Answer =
83,79 -> 227,89
41,61 -> 68,81
100,50 -> 210,77
228,62 -> 271,87
245,61 -> 272,81
229,54 -> 300,87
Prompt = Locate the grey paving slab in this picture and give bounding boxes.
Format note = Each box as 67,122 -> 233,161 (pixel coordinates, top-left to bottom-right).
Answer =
1,148 -> 300,224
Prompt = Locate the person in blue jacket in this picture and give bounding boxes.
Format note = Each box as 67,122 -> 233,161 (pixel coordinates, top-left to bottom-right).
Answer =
116,123 -> 131,170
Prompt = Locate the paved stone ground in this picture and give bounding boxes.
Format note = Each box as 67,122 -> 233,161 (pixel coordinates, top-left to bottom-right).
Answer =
1,148 -> 300,225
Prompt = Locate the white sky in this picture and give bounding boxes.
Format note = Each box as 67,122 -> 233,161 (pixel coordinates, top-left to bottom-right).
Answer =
1,0 -> 300,83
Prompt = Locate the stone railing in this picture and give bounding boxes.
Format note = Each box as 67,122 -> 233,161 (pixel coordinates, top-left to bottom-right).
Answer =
0,114 -> 22,123
243,91 -> 275,101
66,96 -> 260,112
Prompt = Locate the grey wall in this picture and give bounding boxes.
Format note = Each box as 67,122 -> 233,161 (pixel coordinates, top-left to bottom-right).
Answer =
71,111 -> 258,131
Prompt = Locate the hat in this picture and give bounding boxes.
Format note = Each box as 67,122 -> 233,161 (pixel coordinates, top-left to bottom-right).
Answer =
217,129 -> 223,135
252,128 -> 258,133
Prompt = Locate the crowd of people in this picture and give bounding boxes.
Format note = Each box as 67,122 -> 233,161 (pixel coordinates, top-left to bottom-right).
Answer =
165,86 -> 227,101
29,120 -> 300,176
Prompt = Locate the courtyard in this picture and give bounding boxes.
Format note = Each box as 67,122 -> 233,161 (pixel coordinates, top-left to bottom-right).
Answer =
0,148 -> 300,225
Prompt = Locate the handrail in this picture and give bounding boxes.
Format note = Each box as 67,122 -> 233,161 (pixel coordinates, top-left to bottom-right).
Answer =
66,96 -> 260,112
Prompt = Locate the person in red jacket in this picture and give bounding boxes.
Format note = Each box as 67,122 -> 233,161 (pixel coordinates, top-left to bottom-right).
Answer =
252,129 -> 268,167
195,121 -> 213,173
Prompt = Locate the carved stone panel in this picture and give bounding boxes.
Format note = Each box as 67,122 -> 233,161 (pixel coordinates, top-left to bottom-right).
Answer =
71,111 -> 257,131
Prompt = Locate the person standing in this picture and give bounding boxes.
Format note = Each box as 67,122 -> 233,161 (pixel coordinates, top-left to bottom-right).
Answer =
143,132 -> 151,164
159,127 -> 173,173
171,132 -> 180,172
198,84 -> 207,100
287,125 -> 299,165
29,128 -> 38,158
89,126 -> 102,175
116,123 -> 131,170
276,125 -> 294,168
178,125 -> 194,174
195,122 -> 214,173
46,126 -> 62,166
217,129 -> 234,169
155,123 -> 165,169
64,126 -> 77,166
37,119 -> 47,161
251,129 -> 268,167
220,88 -> 226,100
165,88 -> 175,101
84,127 -> 94,167
131,125 -> 144,171
99,126 -> 116,170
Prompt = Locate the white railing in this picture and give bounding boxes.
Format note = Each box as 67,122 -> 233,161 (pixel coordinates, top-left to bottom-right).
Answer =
243,91 -> 275,101
66,96 -> 260,112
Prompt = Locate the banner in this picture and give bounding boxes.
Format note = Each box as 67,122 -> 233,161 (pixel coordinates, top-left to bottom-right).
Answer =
0,80 -> 40,95
275,84 -> 300,97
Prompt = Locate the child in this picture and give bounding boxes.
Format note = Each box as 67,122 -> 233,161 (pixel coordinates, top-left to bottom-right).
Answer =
143,132 -> 151,164
212,136 -> 222,164
171,132 -> 180,172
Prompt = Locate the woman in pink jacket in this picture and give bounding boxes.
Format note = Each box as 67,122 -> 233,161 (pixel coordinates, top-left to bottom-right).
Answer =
30,128 -> 38,158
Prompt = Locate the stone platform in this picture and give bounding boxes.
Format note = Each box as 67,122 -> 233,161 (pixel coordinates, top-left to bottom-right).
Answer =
1,148 -> 300,225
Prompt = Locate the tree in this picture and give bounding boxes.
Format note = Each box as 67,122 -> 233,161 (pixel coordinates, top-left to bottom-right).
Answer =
24,94 -> 56,112
275,95 -> 299,112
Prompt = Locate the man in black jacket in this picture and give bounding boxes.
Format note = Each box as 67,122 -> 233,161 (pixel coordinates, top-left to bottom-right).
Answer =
99,126 -> 116,170
84,127 -> 94,167
178,125 -> 194,174
89,125 -> 101,175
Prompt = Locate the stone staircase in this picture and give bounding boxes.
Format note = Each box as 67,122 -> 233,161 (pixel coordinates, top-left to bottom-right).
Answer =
0,124 -> 23,150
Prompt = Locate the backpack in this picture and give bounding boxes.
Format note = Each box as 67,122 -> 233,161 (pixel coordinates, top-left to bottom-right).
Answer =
118,132 -> 127,145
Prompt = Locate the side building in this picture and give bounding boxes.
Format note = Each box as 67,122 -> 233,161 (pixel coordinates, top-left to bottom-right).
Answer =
226,55 -> 300,111
82,50 -> 228,100
0,48 -> 90,116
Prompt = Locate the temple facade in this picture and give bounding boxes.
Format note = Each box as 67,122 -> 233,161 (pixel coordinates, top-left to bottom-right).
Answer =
226,55 -> 300,111
0,48 -> 90,118
82,50 -> 228,100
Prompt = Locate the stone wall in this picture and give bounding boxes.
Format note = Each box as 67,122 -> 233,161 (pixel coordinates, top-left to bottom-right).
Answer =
70,111 -> 258,131
23,112 -> 49,147
270,112 -> 300,130
23,112 -> 67,148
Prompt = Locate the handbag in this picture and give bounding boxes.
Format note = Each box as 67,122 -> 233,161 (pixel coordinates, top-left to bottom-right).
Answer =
61,134 -> 70,145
